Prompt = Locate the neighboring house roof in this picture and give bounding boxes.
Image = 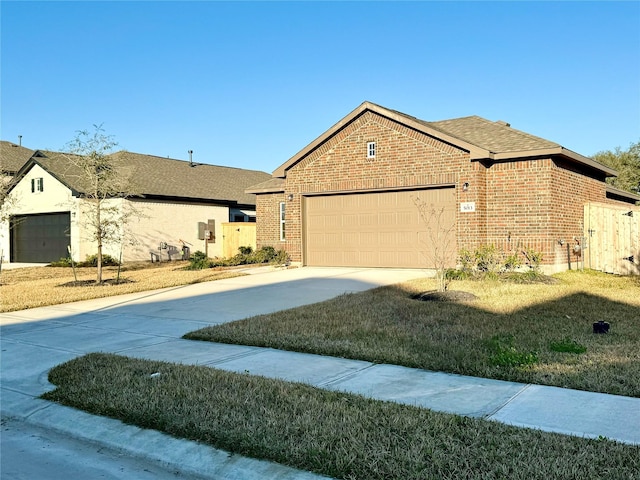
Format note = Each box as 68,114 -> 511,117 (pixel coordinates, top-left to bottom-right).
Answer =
245,177 -> 286,194
0,141 -> 35,174
271,101 -> 618,178
11,150 -> 271,207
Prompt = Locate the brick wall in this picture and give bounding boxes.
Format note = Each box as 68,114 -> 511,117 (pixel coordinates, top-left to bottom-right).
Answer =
478,158 -> 555,267
255,192 -> 286,250
256,110 -> 621,271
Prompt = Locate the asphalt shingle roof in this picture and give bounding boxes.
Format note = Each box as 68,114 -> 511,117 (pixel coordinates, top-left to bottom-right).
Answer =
377,105 -> 560,154
0,141 -> 35,174
426,116 -> 559,154
25,150 -> 271,206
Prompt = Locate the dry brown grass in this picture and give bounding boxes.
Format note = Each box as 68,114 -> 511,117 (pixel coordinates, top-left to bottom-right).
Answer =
45,353 -> 640,480
187,270 -> 640,397
0,261 -> 245,312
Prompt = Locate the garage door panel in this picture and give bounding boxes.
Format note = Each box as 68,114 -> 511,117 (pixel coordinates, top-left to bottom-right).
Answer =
304,188 -> 455,268
10,212 -> 71,263
343,232 -> 360,245
379,232 -> 397,246
378,212 -> 395,225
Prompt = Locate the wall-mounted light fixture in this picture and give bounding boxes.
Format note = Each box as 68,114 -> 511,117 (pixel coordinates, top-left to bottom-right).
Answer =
462,182 -> 470,192
287,194 -> 294,201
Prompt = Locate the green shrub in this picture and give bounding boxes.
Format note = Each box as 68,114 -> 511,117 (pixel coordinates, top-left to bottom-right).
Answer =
444,268 -> 469,280
49,257 -> 73,267
49,254 -> 119,268
250,246 -> 276,264
523,247 -> 544,271
82,254 -> 120,267
187,251 -> 213,270
475,244 -> 500,272
451,244 -> 551,283
188,246 -> 289,270
269,248 -> 290,265
458,248 -> 474,275
502,252 -> 522,272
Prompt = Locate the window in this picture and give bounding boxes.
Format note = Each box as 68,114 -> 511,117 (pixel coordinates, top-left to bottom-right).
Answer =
279,202 -> 286,241
31,177 -> 44,193
367,142 -> 376,158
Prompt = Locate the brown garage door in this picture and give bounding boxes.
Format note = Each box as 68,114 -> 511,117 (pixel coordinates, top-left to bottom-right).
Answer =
303,187 -> 456,268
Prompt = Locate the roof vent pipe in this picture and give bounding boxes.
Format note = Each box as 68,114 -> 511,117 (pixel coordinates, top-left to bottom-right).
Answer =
18,135 -> 22,146
188,150 -> 193,167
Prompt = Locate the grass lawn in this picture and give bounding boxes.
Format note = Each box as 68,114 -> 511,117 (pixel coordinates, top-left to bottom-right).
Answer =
0,261 -> 245,312
43,353 -> 640,480
185,270 -> 640,398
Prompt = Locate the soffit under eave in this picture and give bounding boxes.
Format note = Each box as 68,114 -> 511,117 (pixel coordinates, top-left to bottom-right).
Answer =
605,185 -> 640,202
245,186 -> 285,194
272,102 -> 489,178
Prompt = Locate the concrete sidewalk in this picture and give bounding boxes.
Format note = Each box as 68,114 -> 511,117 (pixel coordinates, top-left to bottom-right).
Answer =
2,267 -> 639,479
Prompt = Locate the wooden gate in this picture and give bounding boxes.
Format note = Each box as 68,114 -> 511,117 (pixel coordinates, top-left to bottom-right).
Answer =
584,203 -> 639,275
222,223 -> 256,258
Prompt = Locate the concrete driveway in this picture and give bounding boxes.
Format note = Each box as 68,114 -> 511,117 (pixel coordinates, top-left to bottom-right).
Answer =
1,267 -> 426,479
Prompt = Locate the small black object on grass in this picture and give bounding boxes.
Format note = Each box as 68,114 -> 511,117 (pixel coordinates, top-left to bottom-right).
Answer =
593,320 -> 610,334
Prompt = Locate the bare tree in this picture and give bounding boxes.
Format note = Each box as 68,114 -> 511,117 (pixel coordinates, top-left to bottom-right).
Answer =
412,196 -> 457,292
63,125 -> 140,283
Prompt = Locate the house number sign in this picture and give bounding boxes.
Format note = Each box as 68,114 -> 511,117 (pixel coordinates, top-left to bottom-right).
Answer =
460,202 -> 476,213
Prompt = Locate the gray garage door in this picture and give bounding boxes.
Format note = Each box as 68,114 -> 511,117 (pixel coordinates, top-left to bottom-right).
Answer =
10,212 -> 71,263
303,188 -> 456,268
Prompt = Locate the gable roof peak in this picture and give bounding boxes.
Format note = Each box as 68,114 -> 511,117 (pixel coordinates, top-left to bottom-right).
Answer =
271,102 -> 618,179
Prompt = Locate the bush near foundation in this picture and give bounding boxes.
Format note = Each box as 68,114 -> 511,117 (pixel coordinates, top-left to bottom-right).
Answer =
49,254 -> 120,268
187,246 -> 289,270
451,245 -> 545,282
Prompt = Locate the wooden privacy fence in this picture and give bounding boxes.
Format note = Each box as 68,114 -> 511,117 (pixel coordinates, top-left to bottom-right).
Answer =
222,223 -> 256,258
584,202 -> 639,275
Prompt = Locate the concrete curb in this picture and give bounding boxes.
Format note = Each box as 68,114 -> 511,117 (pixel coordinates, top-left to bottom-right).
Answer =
1,391 -> 331,480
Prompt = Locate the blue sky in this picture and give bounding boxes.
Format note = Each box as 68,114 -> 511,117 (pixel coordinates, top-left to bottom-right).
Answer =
2,1 -> 639,173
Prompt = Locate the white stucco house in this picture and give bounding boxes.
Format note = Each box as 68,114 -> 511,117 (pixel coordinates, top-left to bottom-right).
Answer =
0,146 -> 271,263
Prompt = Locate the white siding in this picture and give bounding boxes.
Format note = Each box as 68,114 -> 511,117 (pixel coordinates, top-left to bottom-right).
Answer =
122,199 -> 229,261
0,165 -> 82,262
